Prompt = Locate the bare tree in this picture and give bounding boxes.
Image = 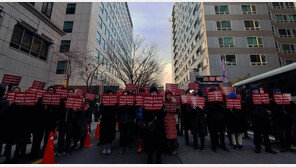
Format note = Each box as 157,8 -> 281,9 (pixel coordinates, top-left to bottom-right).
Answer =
106,35 -> 164,87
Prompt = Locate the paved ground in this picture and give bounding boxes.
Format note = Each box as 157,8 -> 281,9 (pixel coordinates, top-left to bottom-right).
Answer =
1,121 -> 296,164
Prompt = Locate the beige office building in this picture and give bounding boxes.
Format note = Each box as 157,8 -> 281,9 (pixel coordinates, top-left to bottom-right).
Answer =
171,2 -> 280,88
0,2 -> 66,90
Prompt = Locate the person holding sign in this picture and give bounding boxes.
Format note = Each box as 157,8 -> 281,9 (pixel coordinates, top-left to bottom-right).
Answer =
142,86 -> 166,164
269,89 -> 295,152
117,90 -> 136,154
247,85 -> 277,154
0,84 -> 9,162
180,89 -> 191,145
190,90 -> 207,152
205,87 -> 229,152
135,88 -> 146,153
98,90 -> 117,155
164,90 -> 178,155
224,92 -> 247,150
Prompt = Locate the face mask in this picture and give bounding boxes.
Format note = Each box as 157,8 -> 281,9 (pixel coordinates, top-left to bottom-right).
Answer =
252,90 -> 259,94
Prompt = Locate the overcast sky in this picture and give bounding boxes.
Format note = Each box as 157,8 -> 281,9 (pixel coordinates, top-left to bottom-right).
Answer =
128,2 -> 174,85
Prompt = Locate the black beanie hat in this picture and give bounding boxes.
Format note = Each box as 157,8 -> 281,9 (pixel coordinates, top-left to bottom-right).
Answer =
149,86 -> 158,94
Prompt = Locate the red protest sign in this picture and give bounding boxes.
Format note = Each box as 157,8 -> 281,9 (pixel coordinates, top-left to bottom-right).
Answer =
6,92 -> 15,103
165,83 -> 178,94
42,93 -> 61,105
174,95 -> 181,104
135,95 -> 144,106
74,89 -> 84,97
252,93 -> 270,105
125,84 -> 137,91
164,102 -> 178,113
116,89 -> 124,96
32,80 -> 46,89
14,92 -> 36,105
65,97 -> 84,109
2,74 -> 22,86
85,93 -> 95,101
273,93 -> 292,105
181,95 -> 191,104
27,87 -> 46,101
56,88 -> 68,98
221,86 -> 235,96
226,98 -> 242,109
188,83 -> 199,91
101,94 -> 117,106
190,96 -> 205,108
177,89 -> 185,95
143,95 -> 163,110
118,95 -> 135,106
206,91 -> 223,102
159,90 -> 164,96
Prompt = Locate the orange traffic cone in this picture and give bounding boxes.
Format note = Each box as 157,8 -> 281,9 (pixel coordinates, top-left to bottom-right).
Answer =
93,122 -> 100,139
53,129 -> 58,140
83,124 -> 93,148
42,132 -> 57,164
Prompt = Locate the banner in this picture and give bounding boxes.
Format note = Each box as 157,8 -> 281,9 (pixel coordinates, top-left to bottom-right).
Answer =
101,94 -> 117,106
177,89 -> 185,95
85,93 -> 95,101
14,92 -> 36,105
173,95 -> 181,104
135,95 -> 144,106
164,102 -> 178,113
32,80 -> 46,89
27,87 -> 46,100
273,93 -> 292,105
125,84 -> 137,92
165,83 -> 178,94
6,92 -> 15,103
252,93 -> 270,105
74,89 -> 84,97
226,98 -> 242,109
116,89 -> 124,96
181,95 -> 191,104
42,93 -> 61,105
143,95 -> 163,110
206,91 -> 223,102
65,97 -> 84,109
188,83 -> 199,91
118,95 -> 135,106
56,88 -> 68,98
190,96 -> 205,108
221,86 -> 235,96
2,74 -> 22,86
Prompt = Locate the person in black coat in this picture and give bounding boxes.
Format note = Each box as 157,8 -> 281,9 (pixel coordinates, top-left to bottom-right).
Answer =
225,92 -> 247,150
180,89 -> 191,145
205,87 -> 229,152
0,84 -> 9,161
247,86 -> 277,154
98,90 -> 117,155
270,89 -> 295,152
190,90 -> 208,152
117,90 -> 135,154
143,86 -> 166,164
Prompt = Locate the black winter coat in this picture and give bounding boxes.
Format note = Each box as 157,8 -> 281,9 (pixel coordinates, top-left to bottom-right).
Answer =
181,103 -> 192,129
99,104 -> 117,144
0,97 -> 9,142
225,108 -> 247,134
117,105 -> 135,124
190,106 -> 208,137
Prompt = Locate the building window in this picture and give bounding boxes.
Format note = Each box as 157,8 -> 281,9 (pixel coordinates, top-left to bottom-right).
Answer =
102,38 -> 105,50
102,23 -> 106,35
222,55 -> 237,65
98,16 -> 102,28
274,14 -> 296,22
66,3 -> 76,14
29,2 -> 35,6
63,21 -> 73,33
104,9 -> 108,20
288,15 -> 296,22
282,44 -> 295,53
215,5 -> 229,14
244,21 -> 260,30
216,21 -> 231,30
41,2 -> 53,19
285,2 -> 294,8
275,14 -> 285,22
96,31 -> 101,45
278,29 -> 292,37
272,2 -> 284,8
250,54 -> 267,65
218,37 -> 234,47
99,3 -> 104,13
56,61 -> 68,74
241,5 -> 256,14
247,37 -> 263,47
285,59 -> 295,65
60,40 -> 70,53
9,24 -> 50,61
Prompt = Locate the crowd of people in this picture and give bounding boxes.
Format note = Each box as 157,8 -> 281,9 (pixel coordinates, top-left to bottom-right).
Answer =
0,83 -> 296,164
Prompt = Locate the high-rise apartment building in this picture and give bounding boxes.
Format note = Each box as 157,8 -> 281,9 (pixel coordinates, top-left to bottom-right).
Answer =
171,2 -> 280,88
54,2 -> 133,88
267,2 -> 296,66
0,2 -> 66,89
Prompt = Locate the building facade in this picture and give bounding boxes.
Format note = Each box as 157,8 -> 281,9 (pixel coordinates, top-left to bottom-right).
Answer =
0,2 -> 66,90
54,2 -> 133,88
267,2 -> 296,66
171,2 -> 280,88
